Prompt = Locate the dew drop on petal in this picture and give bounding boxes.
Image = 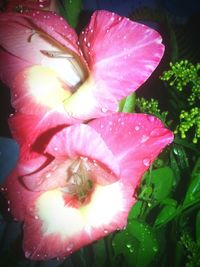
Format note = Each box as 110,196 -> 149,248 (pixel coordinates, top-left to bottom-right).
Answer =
25,251 -> 31,258
45,172 -> 51,178
135,125 -> 140,131
53,147 -> 58,151
101,107 -> 107,113
104,229 -> 108,234
150,128 -> 160,137
35,215 -> 39,220
143,158 -> 151,167
148,115 -> 155,122
141,135 -> 149,143
66,243 -> 74,252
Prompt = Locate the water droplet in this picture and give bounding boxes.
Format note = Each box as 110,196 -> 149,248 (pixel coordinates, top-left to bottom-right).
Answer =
25,251 -> 31,258
153,246 -> 158,252
53,147 -> 58,151
141,135 -> 149,143
135,125 -> 140,131
173,147 -> 179,155
150,128 -> 160,137
45,172 -> 51,178
87,42 -> 91,48
148,116 -> 155,122
101,107 -> 107,113
143,158 -> 151,167
104,229 -> 108,234
100,124 -> 104,129
34,215 -> 39,220
126,244 -> 131,248
66,243 -> 74,252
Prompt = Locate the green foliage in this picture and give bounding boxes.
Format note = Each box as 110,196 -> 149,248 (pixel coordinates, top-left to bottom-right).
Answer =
59,0 -> 82,29
161,60 -> 200,143
118,93 -> 136,113
180,232 -> 200,267
161,61 -> 200,104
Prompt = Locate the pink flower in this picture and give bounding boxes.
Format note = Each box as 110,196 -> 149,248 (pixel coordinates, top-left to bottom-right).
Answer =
0,10 -> 164,134
5,113 -> 173,260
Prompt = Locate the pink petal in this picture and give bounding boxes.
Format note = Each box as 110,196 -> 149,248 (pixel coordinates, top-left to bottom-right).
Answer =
8,112 -> 77,160
22,10 -> 80,54
89,113 -> 173,189
21,181 -> 134,260
4,169 -> 41,221
45,124 -> 120,181
22,158 -> 72,191
0,50 -> 31,88
0,12 -> 82,66
80,10 -> 164,111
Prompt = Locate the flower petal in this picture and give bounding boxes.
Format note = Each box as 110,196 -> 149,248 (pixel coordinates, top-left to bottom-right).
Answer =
79,10 -> 164,111
8,112 -> 75,160
45,124 -> 120,182
22,180 -> 134,260
3,170 -> 41,221
0,11 -> 79,63
0,50 -> 31,88
89,113 -> 173,188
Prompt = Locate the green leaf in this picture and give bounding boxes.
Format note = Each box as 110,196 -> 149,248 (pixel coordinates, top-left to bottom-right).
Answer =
169,150 -> 181,186
92,239 -> 106,267
59,0 -> 82,29
196,211 -> 200,246
113,219 -> 158,267
118,93 -> 135,113
128,201 -> 143,219
183,158 -> 200,207
183,174 -> 200,207
151,167 -> 174,201
154,200 -> 179,228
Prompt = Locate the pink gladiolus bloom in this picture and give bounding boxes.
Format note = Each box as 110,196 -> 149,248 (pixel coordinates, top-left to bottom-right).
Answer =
0,10 -> 164,126
4,113 -> 173,260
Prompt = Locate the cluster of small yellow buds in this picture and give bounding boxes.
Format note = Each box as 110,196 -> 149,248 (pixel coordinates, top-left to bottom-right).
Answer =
175,107 -> 200,143
161,60 -> 200,105
136,97 -> 168,123
161,60 -> 200,143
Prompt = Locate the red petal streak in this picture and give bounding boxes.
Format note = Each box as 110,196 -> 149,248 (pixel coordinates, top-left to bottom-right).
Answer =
80,10 -> 164,110
89,113 -> 173,189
